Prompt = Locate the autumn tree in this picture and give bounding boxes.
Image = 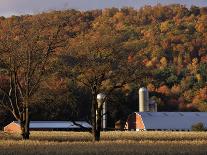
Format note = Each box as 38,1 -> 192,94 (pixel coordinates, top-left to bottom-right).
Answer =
61,25 -> 145,141
0,16 -> 65,139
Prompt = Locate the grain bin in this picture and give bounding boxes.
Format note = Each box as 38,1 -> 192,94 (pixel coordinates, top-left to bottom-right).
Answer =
97,93 -> 107,130
139,87 -> 149,112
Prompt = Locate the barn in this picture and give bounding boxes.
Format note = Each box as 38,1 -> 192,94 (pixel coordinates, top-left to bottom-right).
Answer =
125,112 -> 207,131
4,121 -> 92,133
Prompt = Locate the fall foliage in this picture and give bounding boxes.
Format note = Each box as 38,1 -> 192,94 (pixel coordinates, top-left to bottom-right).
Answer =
0,4 -> 207,132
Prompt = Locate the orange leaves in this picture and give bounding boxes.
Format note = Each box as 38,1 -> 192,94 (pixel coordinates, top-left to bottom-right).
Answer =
196,87 -> 207,100
127,55 -> 134,63
191,86 -> 207,111
195,23 -> 206,32
113,12 -> 125,22
171,85 -> 181,95
115,23 -> 125,31
157,85 -> 170,96
192,86 -> 206,105
187,58 -> 199,75
195,15 -> 207,33
43,76 -> 66,91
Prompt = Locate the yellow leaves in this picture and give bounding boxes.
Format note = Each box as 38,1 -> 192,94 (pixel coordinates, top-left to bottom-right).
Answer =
145,60 -> 153,67
196,74 -> 202,82
192,57 -> 198,65
195,16 -> 207,33
183,90 -> 194,102
92,22 -> 98,29
187,58 -> 198,75
159,57 -> 168,69
145,57 -> 158,68
147,83 -> 155,92
101,79 -> 113,91
160,21 -> 170,32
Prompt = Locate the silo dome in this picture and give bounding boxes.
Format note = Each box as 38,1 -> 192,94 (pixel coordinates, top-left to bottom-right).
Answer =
97,93 -> 106,102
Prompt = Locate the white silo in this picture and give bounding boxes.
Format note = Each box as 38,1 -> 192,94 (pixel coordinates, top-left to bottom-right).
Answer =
97,93 -> 107,130
139,87 -> 149,112
102,101 -> 107,130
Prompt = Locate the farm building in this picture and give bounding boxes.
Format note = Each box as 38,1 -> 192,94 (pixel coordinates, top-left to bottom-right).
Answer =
125,112 -> 207,131
4,121 -> 92,133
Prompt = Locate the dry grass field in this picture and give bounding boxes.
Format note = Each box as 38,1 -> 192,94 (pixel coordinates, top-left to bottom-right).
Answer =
0,131 -> 207,155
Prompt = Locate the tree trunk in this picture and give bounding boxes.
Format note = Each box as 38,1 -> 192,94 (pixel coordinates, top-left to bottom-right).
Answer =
96,107 -> 102,141
91,90 -> 101,141
24,106 -> 30,139
92,94 -> 97,141
21,100 -> 30,140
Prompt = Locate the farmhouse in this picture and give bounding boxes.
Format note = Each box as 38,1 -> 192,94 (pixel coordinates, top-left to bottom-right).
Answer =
125,112 -> 207,131
4,121 -> 92,133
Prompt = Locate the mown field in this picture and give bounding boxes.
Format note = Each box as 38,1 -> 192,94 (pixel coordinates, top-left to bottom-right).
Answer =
0,131 -> 207,155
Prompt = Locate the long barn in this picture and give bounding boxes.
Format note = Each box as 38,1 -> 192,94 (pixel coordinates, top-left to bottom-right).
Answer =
4,121 -> 92,133
125,112 -> 207,131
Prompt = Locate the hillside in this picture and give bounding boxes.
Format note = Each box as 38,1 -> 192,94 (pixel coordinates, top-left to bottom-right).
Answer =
0,4 -> 206,126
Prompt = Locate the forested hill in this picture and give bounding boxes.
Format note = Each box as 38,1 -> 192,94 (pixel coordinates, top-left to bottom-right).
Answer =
0,4 -> 207,124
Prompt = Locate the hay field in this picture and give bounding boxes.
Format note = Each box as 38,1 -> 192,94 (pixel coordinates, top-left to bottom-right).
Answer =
0,131 -> 207,155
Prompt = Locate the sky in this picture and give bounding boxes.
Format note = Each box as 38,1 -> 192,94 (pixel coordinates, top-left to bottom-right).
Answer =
0,0 -> 207,17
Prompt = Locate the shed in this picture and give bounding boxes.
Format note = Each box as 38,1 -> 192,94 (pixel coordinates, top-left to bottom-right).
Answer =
125,112 -> 207,131
4,121 -> 92,133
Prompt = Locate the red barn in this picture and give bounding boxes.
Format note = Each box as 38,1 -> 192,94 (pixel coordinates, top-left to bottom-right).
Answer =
125,112 -> 207,131
3,121 -> 22,133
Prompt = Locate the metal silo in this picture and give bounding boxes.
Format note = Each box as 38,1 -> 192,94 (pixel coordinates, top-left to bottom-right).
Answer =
139,87 -> 149,112
102,101 -> 107,130
97,93 -> 107,130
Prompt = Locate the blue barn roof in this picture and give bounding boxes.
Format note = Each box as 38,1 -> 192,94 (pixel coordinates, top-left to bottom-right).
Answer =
129,112 -> 207,131
13,121 -> 92,129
